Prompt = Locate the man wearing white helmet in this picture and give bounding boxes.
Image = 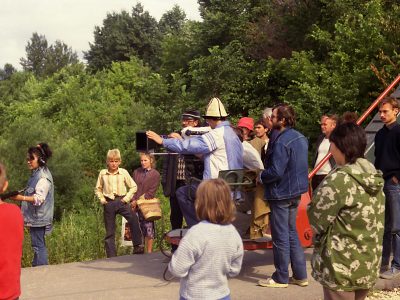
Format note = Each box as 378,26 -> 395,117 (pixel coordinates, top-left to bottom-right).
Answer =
147,97 -> 243,227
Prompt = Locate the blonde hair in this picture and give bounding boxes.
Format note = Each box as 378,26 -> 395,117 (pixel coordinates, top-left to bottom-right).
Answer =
139,152 -> 156,169
107,149 -> 121,161
195,179 -> 235,225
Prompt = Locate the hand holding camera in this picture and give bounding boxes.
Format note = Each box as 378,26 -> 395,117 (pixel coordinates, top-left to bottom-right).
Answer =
146,131 -> 163,145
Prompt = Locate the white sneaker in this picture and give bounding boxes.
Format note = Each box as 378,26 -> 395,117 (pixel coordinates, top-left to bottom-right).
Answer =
380,267 -> 400,279
258,278 -> 288,288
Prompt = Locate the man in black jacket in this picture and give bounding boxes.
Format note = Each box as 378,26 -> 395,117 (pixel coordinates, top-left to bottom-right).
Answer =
311,114 -> 337,191
375,97 -> 400,279
161,110 -> 200,251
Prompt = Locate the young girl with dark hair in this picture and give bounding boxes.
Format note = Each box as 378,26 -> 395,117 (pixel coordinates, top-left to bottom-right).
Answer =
11,142 -> 54,266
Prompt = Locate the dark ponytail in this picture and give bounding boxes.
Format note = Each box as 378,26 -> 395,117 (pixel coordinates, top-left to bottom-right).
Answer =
28,143 -> 52,166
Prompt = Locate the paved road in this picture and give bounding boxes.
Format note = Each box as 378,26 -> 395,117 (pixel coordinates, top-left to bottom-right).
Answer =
21,248 -> 325,300
21,247 -> 399,300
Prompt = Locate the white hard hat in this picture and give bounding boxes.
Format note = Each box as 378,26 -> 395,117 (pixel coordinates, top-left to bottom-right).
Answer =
203,97 -> 228,118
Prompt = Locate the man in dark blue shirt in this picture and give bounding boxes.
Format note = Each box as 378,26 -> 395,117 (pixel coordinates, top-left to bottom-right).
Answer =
375,97 -> 400,279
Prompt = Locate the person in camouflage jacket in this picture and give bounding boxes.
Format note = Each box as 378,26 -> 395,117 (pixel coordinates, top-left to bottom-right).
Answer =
308,123 -> 385,300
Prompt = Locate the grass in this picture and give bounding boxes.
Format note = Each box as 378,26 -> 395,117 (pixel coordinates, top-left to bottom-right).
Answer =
22,191 -> 172,267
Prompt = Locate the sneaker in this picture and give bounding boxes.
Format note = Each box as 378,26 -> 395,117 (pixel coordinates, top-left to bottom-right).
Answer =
258,278 -> 288,288
380,267 -> 400,279
254,236 -> 272,243
263,232 -> 272,240
132,244 -> 145,254
289,277 -> 309,287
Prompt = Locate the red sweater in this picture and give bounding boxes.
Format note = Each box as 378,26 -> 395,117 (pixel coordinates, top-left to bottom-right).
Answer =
0,203 -> 24,300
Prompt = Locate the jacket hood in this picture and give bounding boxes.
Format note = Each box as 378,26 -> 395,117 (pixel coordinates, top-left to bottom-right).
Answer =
341,158 -> 384,195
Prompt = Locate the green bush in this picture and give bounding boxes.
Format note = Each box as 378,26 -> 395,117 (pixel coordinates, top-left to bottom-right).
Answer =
22,190 -> 172,267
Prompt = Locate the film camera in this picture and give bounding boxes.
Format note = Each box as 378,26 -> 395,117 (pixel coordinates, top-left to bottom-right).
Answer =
135,126 -> 210,153
136,131 -> 163,153
135,127 -> 210,183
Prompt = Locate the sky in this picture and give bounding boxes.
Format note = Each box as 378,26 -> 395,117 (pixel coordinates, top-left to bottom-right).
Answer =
0,0 -> 201,69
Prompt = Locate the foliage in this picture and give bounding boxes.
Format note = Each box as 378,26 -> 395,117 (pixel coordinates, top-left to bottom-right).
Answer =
159,21 -> 203,78
20,33 -> 78,78
197,0 -> 253,50
85,3 -> 162,72
159,4 -> 187,34
0,63 -> 16,81
1,0 -> 400,265
0,57 -> 174,219
22,189 -> 172,267
22,204 -> 105,266
186,41 -> 264,115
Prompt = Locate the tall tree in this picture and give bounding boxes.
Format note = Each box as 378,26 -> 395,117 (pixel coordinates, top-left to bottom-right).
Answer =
85,3 -> 161,72
160,21 -> 201,77
159,5 -> 187,34
0,63 -> 16,81
20,33 -> 48,77
20,33 -> 78,78
44,41 -> 79,76
197,0 -> 251,48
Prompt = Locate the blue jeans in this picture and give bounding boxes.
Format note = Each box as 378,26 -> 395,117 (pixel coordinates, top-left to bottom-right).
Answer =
176,183 -> 199,228
382,179 -> 400,269
269,197 -> 307,283
30,226 -> 48,266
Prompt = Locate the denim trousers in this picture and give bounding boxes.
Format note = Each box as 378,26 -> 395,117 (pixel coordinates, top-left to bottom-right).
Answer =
104,198 -> 143,257
382,179 -> 400,269
176,183 -> 199,228
30,226 -> 48,266
269,197 -> 307,283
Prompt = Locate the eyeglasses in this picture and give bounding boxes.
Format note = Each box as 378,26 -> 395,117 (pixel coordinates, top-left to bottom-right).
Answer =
182,119 -> 196,123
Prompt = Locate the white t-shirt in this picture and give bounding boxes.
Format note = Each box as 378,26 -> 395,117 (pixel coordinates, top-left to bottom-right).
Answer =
242,141 -> 264,170
315,138 -> 332,175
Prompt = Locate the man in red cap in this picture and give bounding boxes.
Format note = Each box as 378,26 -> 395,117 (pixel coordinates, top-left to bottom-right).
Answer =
238,117 -> 265,156
237,117 -> 254,141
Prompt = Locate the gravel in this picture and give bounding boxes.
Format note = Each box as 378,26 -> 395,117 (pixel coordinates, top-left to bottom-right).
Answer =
367,288 -> 400,299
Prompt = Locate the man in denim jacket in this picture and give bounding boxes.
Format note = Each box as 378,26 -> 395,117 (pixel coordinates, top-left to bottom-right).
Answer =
258,104 -> 309,288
